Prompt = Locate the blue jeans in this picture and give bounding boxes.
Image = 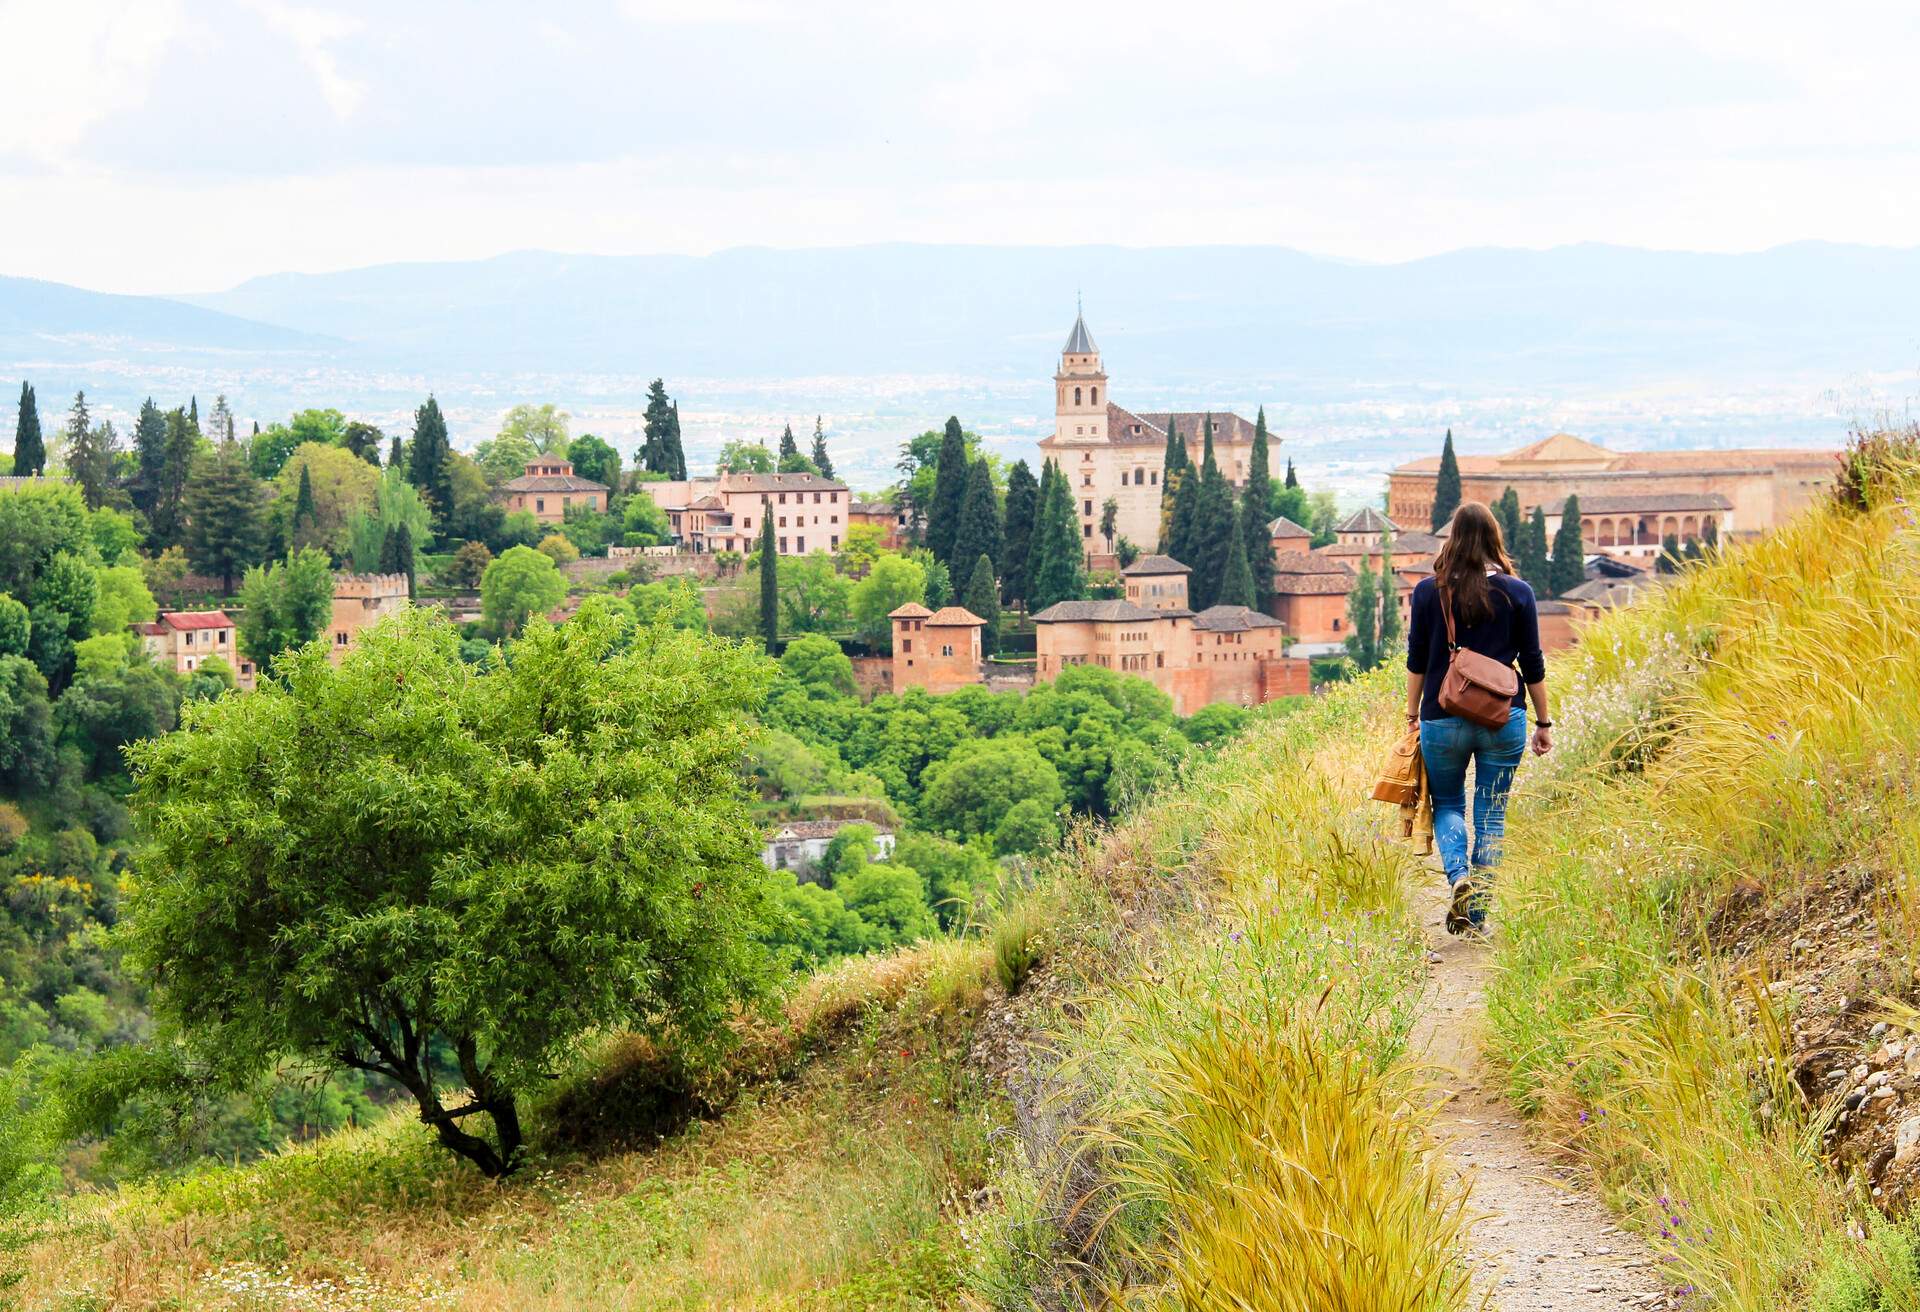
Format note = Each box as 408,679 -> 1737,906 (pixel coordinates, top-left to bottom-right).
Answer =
1419,711 -> 1527,922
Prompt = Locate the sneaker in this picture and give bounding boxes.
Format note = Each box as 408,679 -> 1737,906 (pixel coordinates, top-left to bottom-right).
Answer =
1445,876 -> 1483,936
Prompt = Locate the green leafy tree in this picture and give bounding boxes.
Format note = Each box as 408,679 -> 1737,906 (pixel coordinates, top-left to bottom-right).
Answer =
566,434 -> 620,490
716,440 -> 775,474
839,864 -> 938,951
406,396 -> 455,534
951,456 -> 1003,581
11,382 -> 43,476
0,595 -> 28,658
1375,539 -> 1403,659
1000,460 -> 1039,607
249,423 -> 304,481
779,551 -> 852,636
276,443 -> 380,560
347,469 -> 434,575
55,660 -> 179,780
480,544 -> 566,637
182,442 -> 268,594
920,737 -> 1063,845
1098,497 -> 1119,552
0,653 -> 55,793
125,601 -> 774,1177
850,553 -> 927,650
758,504 -> 779,653
238,549 -> 336,672
536,533 -> 580,565
341,420 -> 385,465
0,480 -> 91,600
1432,429 -> 1462,531
496,403 -> 570,455
1344,555 -> 1381,672
925,417 -> 970,568
1216,501 -> 1257,609
808,417 -> 834,479
1518,506 -> 1552,593
963,553 -> 1001,656
780,634 -> 856,698
28,551 -> 98,691
639,380 -> 683,476
446,541 -> 492,589
622,490 -> 671,546
474,429 -> 537,486
1494,487 -> 1524,553
625,578 -> 706,631
1549,496 -> 1586,597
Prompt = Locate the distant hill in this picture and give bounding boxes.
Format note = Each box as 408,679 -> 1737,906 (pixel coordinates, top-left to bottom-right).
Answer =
0,275 -> 336,359
172,241 -> 1920,384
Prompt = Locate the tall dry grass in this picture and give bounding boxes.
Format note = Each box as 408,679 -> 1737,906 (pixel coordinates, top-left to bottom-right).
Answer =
1487,435 -> 1920,1308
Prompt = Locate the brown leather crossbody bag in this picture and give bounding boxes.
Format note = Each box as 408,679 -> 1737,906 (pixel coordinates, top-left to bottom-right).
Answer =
1436,583 -> 1519,729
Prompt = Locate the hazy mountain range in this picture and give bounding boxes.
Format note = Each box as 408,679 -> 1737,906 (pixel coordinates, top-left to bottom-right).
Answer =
2,242 -> 1914,493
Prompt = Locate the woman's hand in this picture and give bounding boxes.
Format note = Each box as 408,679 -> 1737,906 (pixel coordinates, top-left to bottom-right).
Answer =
1531,725 -> 1553,756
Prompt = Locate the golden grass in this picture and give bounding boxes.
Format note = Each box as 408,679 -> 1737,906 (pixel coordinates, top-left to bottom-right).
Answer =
1486,443 -> 1920,1308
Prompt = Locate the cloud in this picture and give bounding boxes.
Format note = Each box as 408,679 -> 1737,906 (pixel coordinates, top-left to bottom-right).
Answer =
0,0 -> 182,164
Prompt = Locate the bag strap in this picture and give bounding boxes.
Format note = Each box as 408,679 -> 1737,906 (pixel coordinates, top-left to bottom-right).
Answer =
1437,581 -> 1459,652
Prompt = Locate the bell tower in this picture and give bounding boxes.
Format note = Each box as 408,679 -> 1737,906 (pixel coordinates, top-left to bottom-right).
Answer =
1053,301 -> 1108,445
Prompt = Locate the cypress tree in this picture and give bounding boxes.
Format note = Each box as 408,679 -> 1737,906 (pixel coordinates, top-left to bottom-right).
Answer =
1216,501 -> 1257,609
291,463 -> 319,549
640,380 -> 674,473
963,553 -> 1000,656
407,395 -> 454,534
189,395 -> 199,431
1285,457 -> 1299,489
1000,459 -> 1039,608
1344,555 -> 1380,671
1376,535 -> 1403,658
1658,533 -> 1683,575
181,440 -> 267,594
66,391 -> 117,510
1027,461 -> 1085,611
1432,428 -> 1462,531
1243,409 -> 1275,608
951,455 -> 1003,581
1518,506 -> 1551,593
777,423 -> 800,464
809,415 -> 834,479
132,398 -> 167,518
11,382 -> 43,476
381,522 -> 417,597
666,401 -> 686,480
1190,417 -> 1235,609
1168,453 -> 1201,570
925,416 -> 969,569
1157,416 -> 1187,550
758,500 -> 779,653
388,435 -> 404,469
1548,495 -> 1586,597
1702,518 -> 1719,552
1495,487 -> 1524,552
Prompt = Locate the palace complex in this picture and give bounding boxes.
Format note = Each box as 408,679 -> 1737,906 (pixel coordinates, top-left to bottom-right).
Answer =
1388,432 -> 1835,558
1036,309 -> 1270,554
642,470 -> 852,556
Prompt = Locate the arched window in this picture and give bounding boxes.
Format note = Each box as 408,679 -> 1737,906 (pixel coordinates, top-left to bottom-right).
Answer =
1074,386 -> 1082,406
1681,515 -> 1698,541
1090,387 -> 1098,405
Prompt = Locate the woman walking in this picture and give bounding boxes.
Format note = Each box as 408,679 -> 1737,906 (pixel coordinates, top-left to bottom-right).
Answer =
1405,502 -> 1553,934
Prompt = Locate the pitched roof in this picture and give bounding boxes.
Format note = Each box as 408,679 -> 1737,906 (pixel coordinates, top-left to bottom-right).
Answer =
1335,506 -> 1399,535
849,500 -> 897,515
1272,551 -> 1351,575
769,819 -> 892,842
1268,516 -> 1312,539
1063,311 -> 1098,355
1269,572 -> 1356,596
498,473 -> 608,493
888,602 -> 933,620
1030,599 -> 1164,623
1192,605 -> 1284,632
1504,432 -> 1615,464
1120,553 -> 1191,576
721,471 -> 850,494
1096,405 -> 1267,449
925,606 -> 986,627
162,610 -> 234,631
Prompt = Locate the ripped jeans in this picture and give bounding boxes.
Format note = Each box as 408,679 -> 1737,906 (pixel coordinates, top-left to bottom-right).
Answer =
1419,711 -> 1527,920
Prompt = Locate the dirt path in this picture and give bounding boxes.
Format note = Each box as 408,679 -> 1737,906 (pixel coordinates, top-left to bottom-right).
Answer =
1411,877 -> 1673,1311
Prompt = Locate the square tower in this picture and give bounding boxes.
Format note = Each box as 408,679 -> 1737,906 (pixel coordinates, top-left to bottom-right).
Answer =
1054,308 -> 1109,444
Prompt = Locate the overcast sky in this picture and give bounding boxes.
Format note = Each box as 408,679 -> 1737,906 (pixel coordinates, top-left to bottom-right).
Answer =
3,0 -> 1916,294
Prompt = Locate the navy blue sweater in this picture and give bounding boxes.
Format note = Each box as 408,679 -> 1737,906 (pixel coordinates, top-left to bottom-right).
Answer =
1405,573 -> 1546,721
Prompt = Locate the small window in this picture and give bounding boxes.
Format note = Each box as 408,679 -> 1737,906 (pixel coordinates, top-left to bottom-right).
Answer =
798,537 -> 806,551
1074,386 -> 1082,405
336,631 -> 349,645
902,639 -> 912,653
941,644 -> 954,657
536,498 -> 545,512
780,538 -> 788,553
1090,387 -> 1098,404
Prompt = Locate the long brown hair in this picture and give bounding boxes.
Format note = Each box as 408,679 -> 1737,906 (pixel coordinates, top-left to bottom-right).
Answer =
1432,501 -> 1515,625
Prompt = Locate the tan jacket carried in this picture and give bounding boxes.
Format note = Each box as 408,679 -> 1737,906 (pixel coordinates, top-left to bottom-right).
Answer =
1372,724 -> 1434,855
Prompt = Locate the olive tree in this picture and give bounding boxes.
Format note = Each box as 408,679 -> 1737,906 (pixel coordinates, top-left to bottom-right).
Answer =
126,599 -> 775,1176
